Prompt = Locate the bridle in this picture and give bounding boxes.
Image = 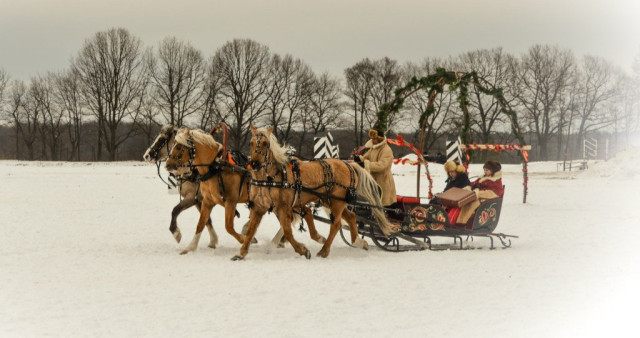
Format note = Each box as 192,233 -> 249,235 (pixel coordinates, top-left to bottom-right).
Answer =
167,134 -> 229,183
249,133 -> 273,172
149,130 -> 180,187
167,135 -> 199,175
148,132 -> 173,163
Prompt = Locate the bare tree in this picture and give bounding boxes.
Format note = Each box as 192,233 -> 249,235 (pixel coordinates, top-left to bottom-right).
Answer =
0,69 -> 8,113
293,72 -> 345,155
8,80 -> 39,159
401,58 -> 458,152
32,74 -> 65,160
135,96 -> 161,146
72,28 -> 149,160
308,72 -> 344,134
55,70 -> 85,161
556,71 -> 579,160
196,64 -> 224,131
370,57 -> 402,131
572,56 -> 618,153
265,54 -> 313,143
510,45 -> 575,160
457,48 -> 514,144
209,39 -> 271,149
148,37 -> 206,126
265,54 -> 294,140
345,59 -> 375,146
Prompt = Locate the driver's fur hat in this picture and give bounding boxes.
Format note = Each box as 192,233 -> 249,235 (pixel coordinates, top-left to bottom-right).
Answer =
368,124 -> 386,141
444,160 -> 466,173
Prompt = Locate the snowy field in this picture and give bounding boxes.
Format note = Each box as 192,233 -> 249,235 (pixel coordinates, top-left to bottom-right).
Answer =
2,150 -> 640,337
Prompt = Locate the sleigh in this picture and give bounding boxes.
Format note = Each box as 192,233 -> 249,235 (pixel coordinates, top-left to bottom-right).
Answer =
313,194 -> 517,252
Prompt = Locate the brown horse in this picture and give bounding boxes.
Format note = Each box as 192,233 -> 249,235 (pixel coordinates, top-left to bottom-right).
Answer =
231,125 -> 394,260
165,128 -> 326,254
143,125 -> 218,249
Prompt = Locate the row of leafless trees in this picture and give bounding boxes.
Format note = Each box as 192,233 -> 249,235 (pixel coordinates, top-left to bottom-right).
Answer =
1,28 -> 639,161
346,47 -> 640,161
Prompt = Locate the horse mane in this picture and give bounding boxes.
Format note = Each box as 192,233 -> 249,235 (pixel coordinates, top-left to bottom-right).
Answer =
257,127 -> 288,165
160,124 -> 175,136
175,128 -> 221,150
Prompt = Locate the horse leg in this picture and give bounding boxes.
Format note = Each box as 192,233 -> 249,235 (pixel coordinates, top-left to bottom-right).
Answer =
302,206 -> 326,244
169,197 -> 197,243
224,202 -> 245,244
317,205 -> 346,258
232,209 -> 264,260
341,209 -> 368,250
240,220 -> 259,244
195,201 -> 218,249
270,227 -> 286,248
278,210 -> 310,259
180,202 -> 213,255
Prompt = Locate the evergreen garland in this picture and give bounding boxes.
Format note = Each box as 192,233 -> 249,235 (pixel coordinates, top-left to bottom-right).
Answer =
374,68 -> 526,161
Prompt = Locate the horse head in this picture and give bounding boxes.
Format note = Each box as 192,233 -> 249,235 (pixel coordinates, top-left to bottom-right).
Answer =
166,128 -> 222,177
249,124 -> 276,169
143,124 -> 176,163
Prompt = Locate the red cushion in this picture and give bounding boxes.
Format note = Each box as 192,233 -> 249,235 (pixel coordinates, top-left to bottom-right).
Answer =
396,195 -> 420,204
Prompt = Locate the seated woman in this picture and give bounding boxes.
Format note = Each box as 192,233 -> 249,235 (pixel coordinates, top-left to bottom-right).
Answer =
430,160 -> 471,205
456,160 -> 504,225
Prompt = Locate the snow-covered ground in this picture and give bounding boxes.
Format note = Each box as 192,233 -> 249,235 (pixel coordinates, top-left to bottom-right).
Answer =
1,150 -> 639,337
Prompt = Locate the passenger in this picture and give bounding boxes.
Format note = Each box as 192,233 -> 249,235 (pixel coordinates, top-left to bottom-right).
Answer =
354,126 -> 397,208
457,160 -> 504,224
430,160 -> 471,205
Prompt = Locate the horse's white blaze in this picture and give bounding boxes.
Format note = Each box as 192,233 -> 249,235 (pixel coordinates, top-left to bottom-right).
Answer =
143,133 -> 164,162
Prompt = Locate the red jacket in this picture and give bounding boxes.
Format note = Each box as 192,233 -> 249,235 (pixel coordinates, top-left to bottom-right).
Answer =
471,172 -> 504,197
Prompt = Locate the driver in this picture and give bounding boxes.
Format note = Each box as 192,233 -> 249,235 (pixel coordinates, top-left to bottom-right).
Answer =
354,126 -> 397,207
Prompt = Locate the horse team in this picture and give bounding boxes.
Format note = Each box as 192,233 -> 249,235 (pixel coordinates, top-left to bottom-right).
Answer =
144,125 -> 392,260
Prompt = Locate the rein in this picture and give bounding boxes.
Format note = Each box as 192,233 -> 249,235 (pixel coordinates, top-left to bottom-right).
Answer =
156,160 -> 178,188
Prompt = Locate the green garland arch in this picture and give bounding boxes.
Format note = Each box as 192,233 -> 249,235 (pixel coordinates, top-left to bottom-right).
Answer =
376,68 -> 526,162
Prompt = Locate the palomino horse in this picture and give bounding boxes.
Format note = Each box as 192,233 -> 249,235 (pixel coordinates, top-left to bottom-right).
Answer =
143,125 -> 218,250
231,125 -> 394,260
165,128 -> 326,254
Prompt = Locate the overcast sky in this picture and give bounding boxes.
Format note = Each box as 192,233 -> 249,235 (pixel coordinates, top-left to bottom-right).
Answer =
1,0 -> 639,80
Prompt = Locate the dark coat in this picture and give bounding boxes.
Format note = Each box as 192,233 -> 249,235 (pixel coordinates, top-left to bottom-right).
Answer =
429,173 -> 471,205
444,173 -> 471,191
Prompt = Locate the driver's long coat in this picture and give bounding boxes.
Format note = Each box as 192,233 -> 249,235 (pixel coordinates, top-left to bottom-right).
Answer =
362,138 -> 397,206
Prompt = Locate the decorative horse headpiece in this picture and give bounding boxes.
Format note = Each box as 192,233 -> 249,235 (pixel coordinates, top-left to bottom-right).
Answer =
143,124 -> 176,163
249,124 -> 274,170
165,128 -> 199,176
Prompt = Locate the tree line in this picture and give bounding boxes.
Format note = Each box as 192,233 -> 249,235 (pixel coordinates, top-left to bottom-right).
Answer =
1,27 -> 639,162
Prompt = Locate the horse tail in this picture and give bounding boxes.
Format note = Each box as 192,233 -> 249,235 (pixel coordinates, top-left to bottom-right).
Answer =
350,163 -> 394,236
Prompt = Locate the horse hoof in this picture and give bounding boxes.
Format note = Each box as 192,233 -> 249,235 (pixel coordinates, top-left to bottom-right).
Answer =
231,255 -> 244,261
362,241 -> 369,251
173,231 -> 182,243
251,237 -> 258,244
277,243 -> 285,248
316,236 -> 326,244
305,250 -> 311,260
179,250 -> 189,255
316,251 -> 328,258
208,244 -> 216,249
